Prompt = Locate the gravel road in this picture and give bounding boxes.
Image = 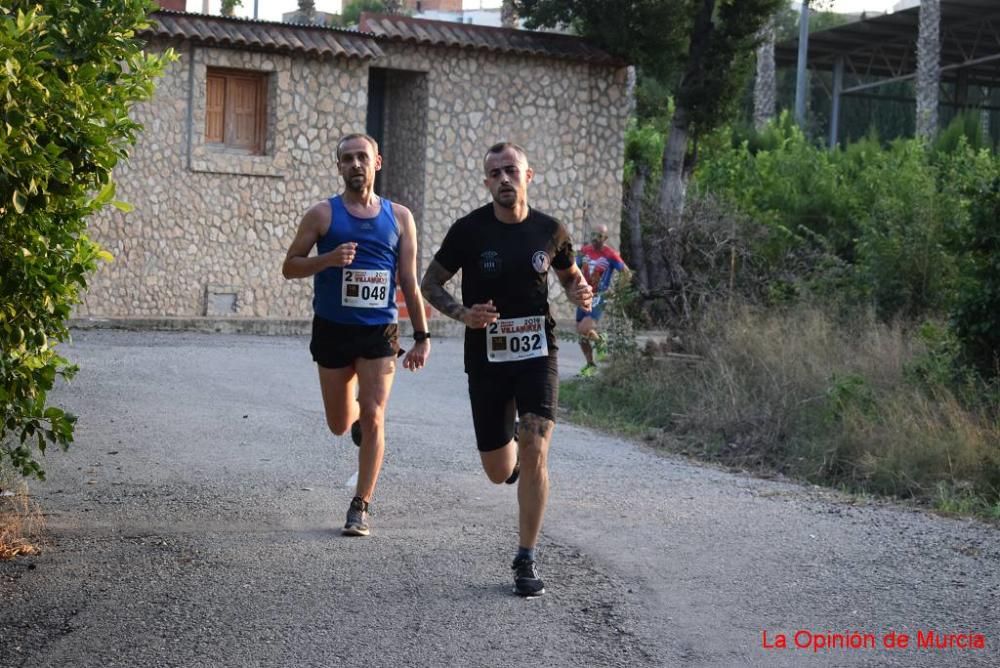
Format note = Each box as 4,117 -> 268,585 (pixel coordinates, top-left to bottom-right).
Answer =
1,329 -> 997,667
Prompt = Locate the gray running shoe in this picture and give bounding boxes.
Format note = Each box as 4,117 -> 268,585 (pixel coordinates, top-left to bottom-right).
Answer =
342,496 -> 370,536
512,558 -> 545,597
350,419 -> 362,447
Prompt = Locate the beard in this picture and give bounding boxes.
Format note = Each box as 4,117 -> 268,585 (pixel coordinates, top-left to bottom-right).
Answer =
345,174 -> 367,192
494,189 -> 516,208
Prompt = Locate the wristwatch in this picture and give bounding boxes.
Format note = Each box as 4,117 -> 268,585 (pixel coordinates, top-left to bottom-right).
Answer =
412,331 -> 431,342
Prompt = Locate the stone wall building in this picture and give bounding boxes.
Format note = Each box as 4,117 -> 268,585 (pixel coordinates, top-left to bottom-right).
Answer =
77,10 -> 628,326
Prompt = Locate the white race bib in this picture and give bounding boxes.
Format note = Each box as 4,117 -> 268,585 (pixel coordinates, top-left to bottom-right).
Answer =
486,315 -> 548,363
342,269 -> 391,308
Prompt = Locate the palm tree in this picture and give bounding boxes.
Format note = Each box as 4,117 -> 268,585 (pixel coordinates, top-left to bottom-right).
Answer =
916,0 -> 940,140
753,18 -> 776,131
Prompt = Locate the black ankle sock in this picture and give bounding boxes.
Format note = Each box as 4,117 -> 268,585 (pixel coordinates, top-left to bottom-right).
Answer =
515,546 -> 535,563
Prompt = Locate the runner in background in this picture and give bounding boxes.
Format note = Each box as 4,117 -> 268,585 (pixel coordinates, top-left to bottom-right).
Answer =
576,224 -> 630,376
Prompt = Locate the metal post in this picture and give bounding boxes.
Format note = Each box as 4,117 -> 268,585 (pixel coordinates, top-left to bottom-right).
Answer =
794,0 -> 810,127
955,68 -> 969,109
830,56 -> 844,149
253,0 -> 259,19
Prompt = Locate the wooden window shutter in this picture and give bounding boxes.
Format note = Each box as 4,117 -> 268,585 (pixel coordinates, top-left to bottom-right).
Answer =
205,74 -> 226,143
228,76 -> 262,152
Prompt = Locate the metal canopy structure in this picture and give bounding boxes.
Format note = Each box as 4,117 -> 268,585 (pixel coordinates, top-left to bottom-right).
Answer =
775,0 -> 1000,144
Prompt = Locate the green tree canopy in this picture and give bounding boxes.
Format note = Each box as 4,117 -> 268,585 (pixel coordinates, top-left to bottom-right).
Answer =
337,0 -> 396,27
517,0 -> 784,132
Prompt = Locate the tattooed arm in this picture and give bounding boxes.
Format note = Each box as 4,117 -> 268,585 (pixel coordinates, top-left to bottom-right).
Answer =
421,260 -> 498,329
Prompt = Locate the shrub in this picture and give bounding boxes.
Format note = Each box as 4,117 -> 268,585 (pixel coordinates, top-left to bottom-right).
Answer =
694,118 -> 1000,322
0,1 -> 173,478
949,175 -> 1000,378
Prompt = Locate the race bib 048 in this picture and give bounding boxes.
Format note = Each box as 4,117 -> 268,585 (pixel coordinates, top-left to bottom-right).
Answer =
486,315 -> 548,363
342,269 -> 391,308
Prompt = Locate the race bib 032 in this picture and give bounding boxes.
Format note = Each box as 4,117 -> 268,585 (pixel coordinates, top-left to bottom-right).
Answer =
486,315 -> 548,363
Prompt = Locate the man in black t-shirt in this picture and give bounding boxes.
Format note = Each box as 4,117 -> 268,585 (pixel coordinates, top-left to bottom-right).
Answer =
421,142 -> 593,597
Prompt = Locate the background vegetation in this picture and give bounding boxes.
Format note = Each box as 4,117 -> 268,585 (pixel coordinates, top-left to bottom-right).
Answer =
550,1 -> 1000,519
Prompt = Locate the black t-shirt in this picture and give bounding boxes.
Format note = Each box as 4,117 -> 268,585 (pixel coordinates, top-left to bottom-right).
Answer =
434,204 -> 575,373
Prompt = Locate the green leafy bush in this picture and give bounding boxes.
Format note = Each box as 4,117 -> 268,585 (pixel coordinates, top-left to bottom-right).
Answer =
949,176 -> 1000,377
695,116 -> 1000,321
934,110 -> 993,154
0,1 -> 173,478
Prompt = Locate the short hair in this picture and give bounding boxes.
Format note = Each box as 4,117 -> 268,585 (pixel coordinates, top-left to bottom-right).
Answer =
483,142 -> 529,172
336,133 -> 379,160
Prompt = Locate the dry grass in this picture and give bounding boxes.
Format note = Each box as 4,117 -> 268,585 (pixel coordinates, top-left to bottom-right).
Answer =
839,388 -> 1000,501
562,302 -> 1000,514
0,477 -> 45,560
679,305 -> 921,469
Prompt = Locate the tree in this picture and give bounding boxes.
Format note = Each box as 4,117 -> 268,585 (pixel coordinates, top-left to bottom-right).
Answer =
517,0 -> 783,293
916,0 -> 940,141
753,18 -> 776,130
501,0 -> 519,28
0,0 -> 174,479
337,0 -> 394,27
221,0 -> 243,16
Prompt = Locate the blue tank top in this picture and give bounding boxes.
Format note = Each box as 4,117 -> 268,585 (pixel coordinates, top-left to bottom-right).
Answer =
313,195 -> 399,325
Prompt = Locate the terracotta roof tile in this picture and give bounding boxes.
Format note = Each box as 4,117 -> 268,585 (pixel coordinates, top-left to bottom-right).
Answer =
359,13 -> 621,66
145,10 -> 383,60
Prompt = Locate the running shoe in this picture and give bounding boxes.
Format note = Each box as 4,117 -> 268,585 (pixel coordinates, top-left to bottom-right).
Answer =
342,496 -> 370,536
594,334 -> 609,362
350,419 -> 362,447
512,558 -> 545,597
504,459 -> 520,485
579,363 -> 597,378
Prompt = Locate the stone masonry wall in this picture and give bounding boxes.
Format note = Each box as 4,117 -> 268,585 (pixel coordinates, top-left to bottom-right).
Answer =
79,38 -> 370,318
78,36 -> 628,322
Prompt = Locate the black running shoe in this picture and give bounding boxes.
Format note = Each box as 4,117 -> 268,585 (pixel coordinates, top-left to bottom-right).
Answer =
512,558 -> 545,597
342,496 -> 370,536
350,419 -> 362,447
505,419 -> 520,484
504,459 -> 520,485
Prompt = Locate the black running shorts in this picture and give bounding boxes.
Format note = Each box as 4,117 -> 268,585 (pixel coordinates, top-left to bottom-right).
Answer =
310,316 -> 399,369
467,355 -> 559,452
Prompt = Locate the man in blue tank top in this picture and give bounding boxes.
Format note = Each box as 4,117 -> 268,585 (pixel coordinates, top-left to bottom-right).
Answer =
282,133 -> 431,537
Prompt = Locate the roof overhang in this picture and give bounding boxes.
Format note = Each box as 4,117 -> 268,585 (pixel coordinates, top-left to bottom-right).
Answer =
359,12 -> 623,66
775,0 -> 1000,92
144,10 -> 384,60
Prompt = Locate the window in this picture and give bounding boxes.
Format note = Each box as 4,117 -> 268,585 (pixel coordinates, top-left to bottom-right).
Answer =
205,68 -> 267,154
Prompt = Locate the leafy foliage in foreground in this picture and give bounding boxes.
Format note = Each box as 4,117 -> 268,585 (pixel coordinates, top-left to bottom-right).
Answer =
0,1 -> 174,478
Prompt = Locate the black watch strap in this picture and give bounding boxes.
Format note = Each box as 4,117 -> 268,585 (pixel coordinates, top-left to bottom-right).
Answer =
412,331 -> 431,342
